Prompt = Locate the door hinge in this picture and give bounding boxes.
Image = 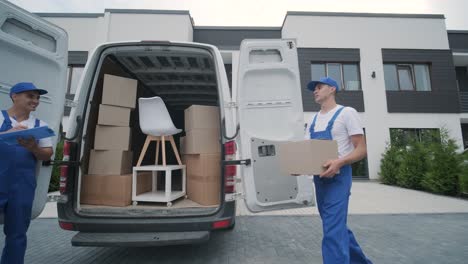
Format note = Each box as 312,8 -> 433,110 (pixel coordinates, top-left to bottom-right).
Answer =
65,99 -> 77,108
226,192 -> 244,201
223,159 -> 251,166
226,101 -> 237,109
42,160 -> 80,167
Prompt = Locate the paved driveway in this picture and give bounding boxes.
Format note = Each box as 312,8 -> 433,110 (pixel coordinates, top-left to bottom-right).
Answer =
1,214 -> 468,264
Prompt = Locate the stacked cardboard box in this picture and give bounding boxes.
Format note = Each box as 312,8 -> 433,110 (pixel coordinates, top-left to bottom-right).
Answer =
181,105 -> 221,206
82,74 -> 151,207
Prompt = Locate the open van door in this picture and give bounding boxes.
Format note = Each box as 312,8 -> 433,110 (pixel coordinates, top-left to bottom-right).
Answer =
236,39 -> 315,212
0,1 -> 68,221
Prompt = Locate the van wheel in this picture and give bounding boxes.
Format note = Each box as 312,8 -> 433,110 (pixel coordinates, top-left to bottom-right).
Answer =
167,202 -> 172,207
132,201 -> 138,206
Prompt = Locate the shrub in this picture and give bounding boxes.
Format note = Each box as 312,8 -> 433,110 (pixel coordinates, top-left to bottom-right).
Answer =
421,130 -> 462,196
396,140 -> 428,190
49,139 -> 64,192
379,143 -> 402,185
459,151 -> 468,195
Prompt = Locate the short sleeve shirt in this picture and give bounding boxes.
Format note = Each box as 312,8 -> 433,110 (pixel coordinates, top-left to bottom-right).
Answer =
0,113 -> 53,148
305,105 -> 364,158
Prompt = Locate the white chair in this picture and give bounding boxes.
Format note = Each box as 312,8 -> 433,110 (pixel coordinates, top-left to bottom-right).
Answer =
136,96 -> 182,166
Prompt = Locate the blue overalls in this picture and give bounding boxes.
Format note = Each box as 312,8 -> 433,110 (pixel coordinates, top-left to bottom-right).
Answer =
309,107 -> 372,264
0,110 -> 38,264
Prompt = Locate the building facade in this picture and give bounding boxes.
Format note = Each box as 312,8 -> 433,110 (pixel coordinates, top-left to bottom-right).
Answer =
37,10 -> 468,180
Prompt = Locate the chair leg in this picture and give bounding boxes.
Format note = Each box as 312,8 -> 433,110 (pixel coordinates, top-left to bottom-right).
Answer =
155,139 -> 160,165
169,136 -> 182,165
137,136 -> 151,166
162,135 -> 166,166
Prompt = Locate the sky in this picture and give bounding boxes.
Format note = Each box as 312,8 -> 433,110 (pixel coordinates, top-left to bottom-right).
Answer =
7,0 -> 468,30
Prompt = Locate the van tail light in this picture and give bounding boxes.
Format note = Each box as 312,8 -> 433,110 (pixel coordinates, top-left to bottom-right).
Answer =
224,141 -> 237,194
58,221 -> 74,231
212,219 -> 231,230
59,141 -> 71,194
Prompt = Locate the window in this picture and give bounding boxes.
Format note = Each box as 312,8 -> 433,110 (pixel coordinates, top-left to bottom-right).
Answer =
67,66 -> 84,95
390,128 -> 440,147
310,63 -> 361,91
384,63 -> 431,91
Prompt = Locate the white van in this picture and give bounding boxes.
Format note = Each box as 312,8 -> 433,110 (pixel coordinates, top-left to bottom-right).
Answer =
0,1 -> 315,246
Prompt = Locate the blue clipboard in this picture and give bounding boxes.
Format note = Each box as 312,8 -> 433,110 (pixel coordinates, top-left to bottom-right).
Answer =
0,126 -> 56,145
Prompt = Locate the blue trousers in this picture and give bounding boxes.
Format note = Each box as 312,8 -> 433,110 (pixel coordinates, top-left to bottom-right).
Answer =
314,165 -> 372,264
0,172 -> 36,264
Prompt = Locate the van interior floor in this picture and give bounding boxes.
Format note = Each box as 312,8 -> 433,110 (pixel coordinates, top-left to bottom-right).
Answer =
81,198 -> 217,210
79,198 -> 219,217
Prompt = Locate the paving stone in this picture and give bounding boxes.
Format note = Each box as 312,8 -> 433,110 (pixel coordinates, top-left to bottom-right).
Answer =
1,214 -> 468,263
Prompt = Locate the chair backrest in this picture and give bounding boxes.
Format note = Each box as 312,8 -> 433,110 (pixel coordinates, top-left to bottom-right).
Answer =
138,96 -> 177,135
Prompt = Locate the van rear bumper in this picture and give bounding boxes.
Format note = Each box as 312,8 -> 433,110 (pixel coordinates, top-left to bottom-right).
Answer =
72,230 -> 210,247
57,200 -> 236,233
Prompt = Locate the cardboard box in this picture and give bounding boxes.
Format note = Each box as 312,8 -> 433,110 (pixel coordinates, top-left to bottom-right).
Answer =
183,153 -> 221,206
187,175 -> 220,206
278,139 -> 339,176
94,125 -> 131,150
88,150 -> 133,175
102,74 -> 137,109
80,174 -> 132,207
183,153 -> 221,178
180,129 -> 220,154
97,104 -> 131,126
136,171 -> 153,194
184,105 -> 220,132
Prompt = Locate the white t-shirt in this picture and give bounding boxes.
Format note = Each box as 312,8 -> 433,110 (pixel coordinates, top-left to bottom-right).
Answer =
0,113 -> 53,148
305,105 -> 364,158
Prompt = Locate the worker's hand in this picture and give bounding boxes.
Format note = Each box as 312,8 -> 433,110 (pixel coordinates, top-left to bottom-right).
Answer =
17,136 -> 39,152
8,125 -> 28,132
320,159 -> 344,178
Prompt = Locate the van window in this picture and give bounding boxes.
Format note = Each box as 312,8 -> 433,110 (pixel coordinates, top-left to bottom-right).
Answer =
1,18 -> 56,52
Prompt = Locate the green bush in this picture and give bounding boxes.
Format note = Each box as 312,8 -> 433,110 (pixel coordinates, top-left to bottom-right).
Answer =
459,152 -> 468,195
380,128 -> 466,197
421,130 -> 462,196
396,140 -> 428,190
379,143 -> 401,185
49,139 -> 64,192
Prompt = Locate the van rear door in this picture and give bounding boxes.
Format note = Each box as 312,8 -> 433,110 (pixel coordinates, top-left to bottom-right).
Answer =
236,39 -> 315,212
0,1 -> 68,220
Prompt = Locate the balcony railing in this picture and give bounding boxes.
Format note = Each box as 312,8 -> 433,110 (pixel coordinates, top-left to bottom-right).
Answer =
461,91 -> 468,113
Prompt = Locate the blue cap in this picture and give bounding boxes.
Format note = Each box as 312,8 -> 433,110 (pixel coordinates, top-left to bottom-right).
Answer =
307,77 -> 339,92
10,82 -> 48,98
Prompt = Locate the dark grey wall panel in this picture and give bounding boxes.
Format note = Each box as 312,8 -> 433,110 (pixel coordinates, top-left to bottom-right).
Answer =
448,32 -> 468,52
386,91 -> 460,113
382,49 -> 460,113
456,67 -> 468,92
297,48 -> 364,112
68,51 -> 88,65
193,27 -> 281,49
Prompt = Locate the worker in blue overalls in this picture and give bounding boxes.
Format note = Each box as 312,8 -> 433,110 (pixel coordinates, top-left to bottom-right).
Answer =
306,77 -> 372,264
0,82 -> 53,264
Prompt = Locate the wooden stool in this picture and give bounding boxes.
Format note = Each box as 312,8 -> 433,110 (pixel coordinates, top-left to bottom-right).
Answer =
136,135 -> 182,166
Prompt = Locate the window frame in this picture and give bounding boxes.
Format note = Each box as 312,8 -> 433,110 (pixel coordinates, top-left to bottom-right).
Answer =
390,128 -> 440,146
310,61 -> 362,91
384,63 -> 432,92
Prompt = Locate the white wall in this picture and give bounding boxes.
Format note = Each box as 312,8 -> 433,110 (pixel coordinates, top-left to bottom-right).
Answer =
283,15 -> 461,179
43,12 -> 194,52
107,13 -> 193,42
43,17 -> 104,52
